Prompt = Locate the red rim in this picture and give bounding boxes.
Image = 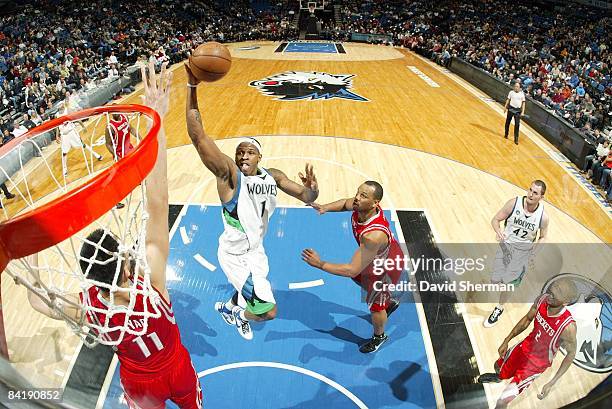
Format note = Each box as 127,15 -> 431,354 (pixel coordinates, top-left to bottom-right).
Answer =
0,104 -> 160,271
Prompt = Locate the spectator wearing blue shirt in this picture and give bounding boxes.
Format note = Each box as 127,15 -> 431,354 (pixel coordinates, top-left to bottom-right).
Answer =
568,74 -> 579,88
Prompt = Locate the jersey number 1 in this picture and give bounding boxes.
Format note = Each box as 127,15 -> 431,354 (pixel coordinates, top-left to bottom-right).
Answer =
133,332 -> 164,358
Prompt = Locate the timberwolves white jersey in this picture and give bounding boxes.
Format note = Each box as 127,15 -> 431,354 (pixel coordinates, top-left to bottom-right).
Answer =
504,196 -> 544,244
219,168 -> 278,254
59,120 -> 77,136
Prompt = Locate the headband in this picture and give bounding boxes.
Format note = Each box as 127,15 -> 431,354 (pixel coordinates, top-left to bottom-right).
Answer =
236,137 -> 263,155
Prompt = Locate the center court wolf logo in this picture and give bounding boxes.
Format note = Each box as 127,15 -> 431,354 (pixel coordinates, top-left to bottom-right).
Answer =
249,71 -> 368,101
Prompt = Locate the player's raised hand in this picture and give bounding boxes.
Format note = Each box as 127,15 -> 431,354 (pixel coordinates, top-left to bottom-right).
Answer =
184,62 -> 201,87
302,248 -> 323,269
309,202 -> 327,215
298,163 -> 318,193
140,60 -> 173,118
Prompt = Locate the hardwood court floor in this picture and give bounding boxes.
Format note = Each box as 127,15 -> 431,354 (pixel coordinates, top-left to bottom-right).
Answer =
1,42 -> 608,408
164,135 -> 606,409
123,41 -> 610,243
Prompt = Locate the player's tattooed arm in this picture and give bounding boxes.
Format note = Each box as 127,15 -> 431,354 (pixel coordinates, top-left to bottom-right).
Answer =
538,322 -> 576,399
184,64 -> 237,187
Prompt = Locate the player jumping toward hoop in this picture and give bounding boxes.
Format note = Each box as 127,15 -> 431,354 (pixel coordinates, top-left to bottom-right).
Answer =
478,278 -> 577,408
26,62 -> 203,409
301,181 -> 404,353
485,180 -> 549,327
185,64 -> 319,340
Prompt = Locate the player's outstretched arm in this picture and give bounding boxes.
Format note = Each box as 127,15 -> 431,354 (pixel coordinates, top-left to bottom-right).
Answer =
140,61 -> 172,293
23,254 -> 81,321
268,164 -> 319,204
498,299 -> 538,357
538,322 -> 577,400
491,198 -> 515,242
302,230 -> 386,277
184,64 -> 237,186
310,198 -> 353,215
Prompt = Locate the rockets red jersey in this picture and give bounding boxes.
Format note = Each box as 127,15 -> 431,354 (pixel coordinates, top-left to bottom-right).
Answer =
80,278 -> 182,376
109,114 -> 134,159
351,206 -> 399,257
350,206 -> 404,311
520,294 -> 575,370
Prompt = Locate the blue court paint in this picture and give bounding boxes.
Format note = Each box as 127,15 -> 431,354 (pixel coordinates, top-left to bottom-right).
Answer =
103,206 -> 436,409
285,42 -> 338,53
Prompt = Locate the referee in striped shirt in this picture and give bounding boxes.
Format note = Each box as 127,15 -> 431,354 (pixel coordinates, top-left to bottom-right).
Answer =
504,81 -> 526,145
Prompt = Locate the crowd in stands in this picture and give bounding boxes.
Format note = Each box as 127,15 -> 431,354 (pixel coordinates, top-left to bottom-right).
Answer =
0,0 -> 296,143
333,0 -> 610,137
333,0 -> 611,196
1,0 -> 610,154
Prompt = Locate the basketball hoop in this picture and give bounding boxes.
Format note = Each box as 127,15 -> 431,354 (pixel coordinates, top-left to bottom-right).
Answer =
0,104 -> 163,349
0,104 -> 160,267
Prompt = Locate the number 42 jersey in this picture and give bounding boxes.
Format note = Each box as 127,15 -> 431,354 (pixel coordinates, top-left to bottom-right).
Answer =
503,196 -> 544,244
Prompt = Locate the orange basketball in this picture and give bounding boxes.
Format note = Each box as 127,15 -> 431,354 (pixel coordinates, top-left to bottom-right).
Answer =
188,42 -> 232,82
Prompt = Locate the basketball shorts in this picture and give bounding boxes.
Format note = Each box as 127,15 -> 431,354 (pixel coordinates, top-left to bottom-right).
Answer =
217,245 -> 276,315
114,143 -> 134,160
120,347 -> 202,409
495,342 -> 546,396
491,246 -> 531,285
60,130 -> 82,154
352,267 -> 403,313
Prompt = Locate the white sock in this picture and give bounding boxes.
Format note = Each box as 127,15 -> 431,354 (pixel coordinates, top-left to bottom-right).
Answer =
239,310 -> 248,321
496,305 -> 504,311
236,293 -> 247,309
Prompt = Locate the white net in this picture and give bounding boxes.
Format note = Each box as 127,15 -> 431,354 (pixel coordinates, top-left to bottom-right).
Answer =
1,107 -> 162,348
